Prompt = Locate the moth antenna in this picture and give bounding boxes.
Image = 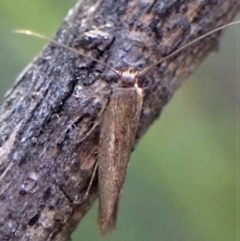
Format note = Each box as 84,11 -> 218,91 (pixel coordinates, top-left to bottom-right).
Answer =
13,20 -> 240,79
13,29 -> 120,76
137,20 -> 240,77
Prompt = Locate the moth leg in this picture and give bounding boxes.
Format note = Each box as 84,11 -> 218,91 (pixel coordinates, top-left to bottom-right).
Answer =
78,97 -> 109,144
60,161 -> 98,205
83,161 -> 98,200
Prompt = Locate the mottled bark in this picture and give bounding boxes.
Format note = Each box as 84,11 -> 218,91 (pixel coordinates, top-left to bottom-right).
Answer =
0,0 -> 239,240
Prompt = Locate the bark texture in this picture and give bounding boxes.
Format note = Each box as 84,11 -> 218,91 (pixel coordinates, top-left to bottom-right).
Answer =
0,0 -> 239,240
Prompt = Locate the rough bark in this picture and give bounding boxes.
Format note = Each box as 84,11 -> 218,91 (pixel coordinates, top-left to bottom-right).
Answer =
0,0 -> 239,240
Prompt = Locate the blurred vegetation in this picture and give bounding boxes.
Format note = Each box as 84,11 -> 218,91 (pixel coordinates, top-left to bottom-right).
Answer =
0,2 -> 239,241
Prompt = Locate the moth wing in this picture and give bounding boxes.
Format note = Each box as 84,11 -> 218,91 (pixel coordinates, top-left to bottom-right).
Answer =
98,87 -> 143,234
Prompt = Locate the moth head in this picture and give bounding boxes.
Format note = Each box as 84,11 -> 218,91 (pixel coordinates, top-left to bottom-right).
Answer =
119,69 -> 137,88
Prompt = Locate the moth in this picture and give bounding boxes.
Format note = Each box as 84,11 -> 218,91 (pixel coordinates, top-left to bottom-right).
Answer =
15,20 -> 240,235
97,71 -> 143,234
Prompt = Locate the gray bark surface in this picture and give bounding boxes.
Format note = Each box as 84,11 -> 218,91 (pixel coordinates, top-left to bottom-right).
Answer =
0,0 -> 239,240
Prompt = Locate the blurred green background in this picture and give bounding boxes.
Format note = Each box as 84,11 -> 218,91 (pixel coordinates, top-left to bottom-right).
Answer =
0,1 -> 239,241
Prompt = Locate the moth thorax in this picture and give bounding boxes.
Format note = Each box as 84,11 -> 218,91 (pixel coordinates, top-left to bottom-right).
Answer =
119,70 -> 137,88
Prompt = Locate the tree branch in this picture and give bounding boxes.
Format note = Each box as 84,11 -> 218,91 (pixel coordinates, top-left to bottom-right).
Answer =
0,0 -> 239,240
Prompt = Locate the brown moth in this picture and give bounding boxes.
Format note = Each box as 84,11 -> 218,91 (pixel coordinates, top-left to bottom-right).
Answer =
97,72 -> 143,234
15,20 -> 240,235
